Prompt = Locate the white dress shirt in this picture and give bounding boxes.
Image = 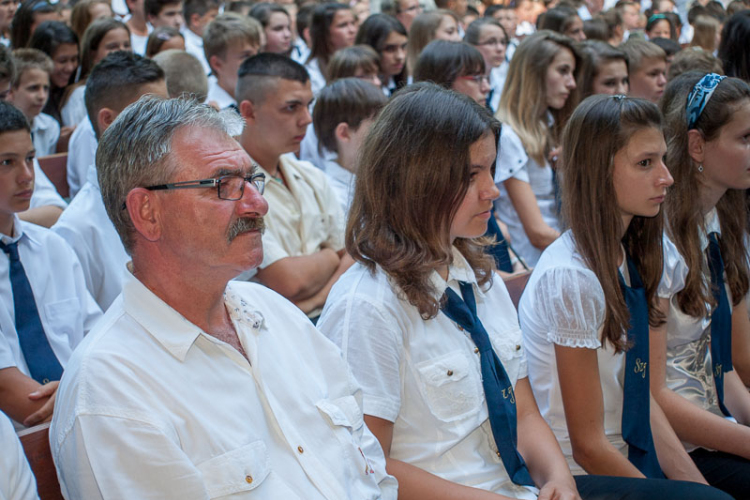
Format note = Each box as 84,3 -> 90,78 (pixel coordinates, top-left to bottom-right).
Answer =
131,30 -> 150,56
304,58 -> 326,96
494,121 -> 560,267
488,63 -> 508,113
50,272 -> 397,500
317,248 -> 537,499
66,117 -> 98,199
31,113 -> 59,158
0,412 -> 38,500
659,209 -> 729,450
0,216 -> 102,382
519,231 -> 629,474
321,157 -> 354,220
207,77 -> 236,109
52,165 -> 130,311
30,159 -> 66,210
61,86 -> 86,128
182,27 -> 211,75
291,38 -> 310,65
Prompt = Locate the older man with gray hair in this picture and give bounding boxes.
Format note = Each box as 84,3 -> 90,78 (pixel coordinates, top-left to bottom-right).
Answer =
50,96 -> 397,500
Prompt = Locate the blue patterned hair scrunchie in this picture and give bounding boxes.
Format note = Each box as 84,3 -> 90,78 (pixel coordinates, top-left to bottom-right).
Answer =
686,73 -> 726,130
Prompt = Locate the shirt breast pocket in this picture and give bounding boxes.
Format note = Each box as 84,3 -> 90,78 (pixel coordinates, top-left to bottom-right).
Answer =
44,298 -> 81,337
196,441 -> 296,498
415,350 -> 484,422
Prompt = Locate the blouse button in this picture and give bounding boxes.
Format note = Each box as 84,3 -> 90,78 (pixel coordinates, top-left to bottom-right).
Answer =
474,347 -> 479,354
245,475 -> 253,484
297,445 -> 304,454
515,344 -> 521,351
447,370 -> 454,376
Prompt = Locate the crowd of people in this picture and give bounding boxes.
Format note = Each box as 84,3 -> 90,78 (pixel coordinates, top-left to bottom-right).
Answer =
1,0 -> 750,497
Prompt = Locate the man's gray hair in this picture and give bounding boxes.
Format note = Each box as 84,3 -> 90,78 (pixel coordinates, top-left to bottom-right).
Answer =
97,95 -> 244,254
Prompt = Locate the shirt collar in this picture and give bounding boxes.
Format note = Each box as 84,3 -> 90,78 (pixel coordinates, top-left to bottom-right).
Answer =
86,163 -> 99,188
426,246 -> 480,300
700,207 -> 721,252
1,215 -> 31,245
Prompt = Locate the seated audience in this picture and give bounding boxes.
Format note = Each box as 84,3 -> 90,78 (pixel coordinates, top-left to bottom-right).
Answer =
465,17 -> 510,111
204,12 -> 261,110
9,49 -> 59,157
494,30 -> 579,266
181,0 -> 218,75
152,49 -> 208,100
576,40 -> 629,98
305,3 -> 358,95
355,13 -> 408,96
145,26 -> 185,57
653,71 -> 750,499
249,2 -> 294,56
520,94 -> 730,499
313,77 -> 386,216
238,53 -> 351,318
0,101 -> 101,429
145,0 -> 184,31
50,95 -> 397,499
620,39 -> 666,102
414,40 -> 490,105
53,52 -> 168,312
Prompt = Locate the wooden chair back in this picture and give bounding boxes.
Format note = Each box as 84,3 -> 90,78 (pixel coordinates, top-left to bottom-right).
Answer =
37,153 -> 69,199
18,422 -> 64,500
504,271 -> 531,310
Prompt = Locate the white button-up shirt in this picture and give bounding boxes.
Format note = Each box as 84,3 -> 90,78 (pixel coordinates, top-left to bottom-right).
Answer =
0,412 -> 38,500
182,27 -> 211,75
31,113 -> 59,158
321,157 -> 355,220
0,217 -> 102,382
66,117 -> 97,199
207,77 -> 236,109
317,248 -> 537,499
51,272 -> 397,499
52,165 -> 130,311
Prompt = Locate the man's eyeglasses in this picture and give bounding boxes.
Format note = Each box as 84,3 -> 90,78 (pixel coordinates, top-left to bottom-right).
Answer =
145,173 -> 266,199
457,74 -> 490,84
477,38 -> 509,47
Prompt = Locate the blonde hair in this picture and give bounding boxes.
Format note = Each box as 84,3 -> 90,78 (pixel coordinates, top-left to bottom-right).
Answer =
496,30 -> 580,165
689,15 -> 720,52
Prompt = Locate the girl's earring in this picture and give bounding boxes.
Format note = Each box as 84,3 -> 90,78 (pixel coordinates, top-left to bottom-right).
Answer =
697,163 -> 704,173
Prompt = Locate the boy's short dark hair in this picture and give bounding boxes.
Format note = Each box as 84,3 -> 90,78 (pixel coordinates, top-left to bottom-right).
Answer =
0,101 -> 31,135
236,53 -> 309,104
620,39 -> 666,70
313,78 -> 386,155
145,0 -> 182,18
85,51 -> 165,138
650,36 -> 681,56
183,0 -> 219,27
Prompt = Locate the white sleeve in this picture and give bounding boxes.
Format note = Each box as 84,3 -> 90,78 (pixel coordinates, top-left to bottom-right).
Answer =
0,412 -> 39,500
658,235 -> 688,299
317,291 -> 403,423
55,415 -> 211,500
30,160 -> 66,210
495,125 -> 530,185
532,266 -> 606,349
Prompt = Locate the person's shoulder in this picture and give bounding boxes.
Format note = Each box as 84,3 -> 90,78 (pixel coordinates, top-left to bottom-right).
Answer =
23,219 -> 73,252
36,112 -> 59,130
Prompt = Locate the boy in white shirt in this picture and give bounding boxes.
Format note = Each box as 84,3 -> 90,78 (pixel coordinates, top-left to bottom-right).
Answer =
181,0 -> 218,74
8,49 -> 59,158
0,101 -> 101,429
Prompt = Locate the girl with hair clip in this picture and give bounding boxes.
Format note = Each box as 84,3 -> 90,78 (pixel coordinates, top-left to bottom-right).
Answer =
60,18 -> 131,127
465,17 -> 510,112
576,40 -> 629,99
653,71 -> 750,498
520,94 -> 730,500
305,2 -> 357,95
355,14 -> 408,97
494,30 -> 579,267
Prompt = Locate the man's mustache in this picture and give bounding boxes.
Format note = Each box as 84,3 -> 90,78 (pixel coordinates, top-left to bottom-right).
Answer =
227,217 -> 266,243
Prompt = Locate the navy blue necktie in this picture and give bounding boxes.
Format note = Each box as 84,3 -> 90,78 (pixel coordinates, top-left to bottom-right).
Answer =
618,254 -> 664,479
485,88 -> 495,111
484,208 -> 513,273
0,240 -> 63,384
441,281 -> 534,486
707,232 -> 733,417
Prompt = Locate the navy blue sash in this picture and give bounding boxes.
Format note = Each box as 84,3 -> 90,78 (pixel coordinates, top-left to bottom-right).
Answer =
707,232 -> 733,417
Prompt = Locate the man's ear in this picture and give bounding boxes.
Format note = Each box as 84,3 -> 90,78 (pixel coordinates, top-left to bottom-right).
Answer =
239,99 -> 255,122
687,128 -> 706,165
97,107 -> 118,135
126,187 -> 162,244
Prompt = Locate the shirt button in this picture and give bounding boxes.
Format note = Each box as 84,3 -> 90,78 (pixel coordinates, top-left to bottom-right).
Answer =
496,451 -> 502,458
447,370 -> 454,376
297,445 -> 304,454
474,347 -> 479,354
245,475 -> 253,484
515,344 -> 521,351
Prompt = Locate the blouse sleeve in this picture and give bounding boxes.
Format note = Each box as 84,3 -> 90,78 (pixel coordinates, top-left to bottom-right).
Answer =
532,266 -> 605,349
658,235 -> 688,299
495,125 -> 530,185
